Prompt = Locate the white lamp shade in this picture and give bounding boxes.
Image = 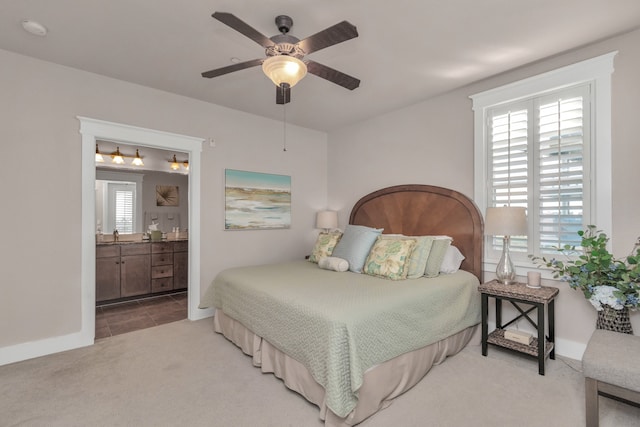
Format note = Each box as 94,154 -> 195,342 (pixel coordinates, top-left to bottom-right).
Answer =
262,55 -> 307,88
485,207 -> 527,236
316,211 -> 338,231
131,149 -> 144,166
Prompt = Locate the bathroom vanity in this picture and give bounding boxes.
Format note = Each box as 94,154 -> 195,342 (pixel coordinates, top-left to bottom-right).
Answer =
96,240 -> 188,304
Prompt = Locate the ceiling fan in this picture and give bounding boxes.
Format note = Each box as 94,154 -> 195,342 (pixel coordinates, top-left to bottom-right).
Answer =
202,12 -> 360,104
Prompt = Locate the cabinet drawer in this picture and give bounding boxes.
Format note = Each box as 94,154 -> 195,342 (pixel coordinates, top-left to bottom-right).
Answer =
152,277 -> 173,292
96,245 -> 120,258
152,253 -> 173,266
151,265 -> 173,279
121,243 -> 151,256
173,241 -> 188,252
151,242 -> 173,254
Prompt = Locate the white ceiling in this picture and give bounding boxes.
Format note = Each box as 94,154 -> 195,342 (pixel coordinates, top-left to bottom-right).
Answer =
2,0 -> 640,132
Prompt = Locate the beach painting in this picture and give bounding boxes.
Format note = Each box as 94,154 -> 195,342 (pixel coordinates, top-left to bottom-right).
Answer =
224,169 -> 291,230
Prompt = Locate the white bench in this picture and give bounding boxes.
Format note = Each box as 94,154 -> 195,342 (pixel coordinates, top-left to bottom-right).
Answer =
582,329 -> 640,427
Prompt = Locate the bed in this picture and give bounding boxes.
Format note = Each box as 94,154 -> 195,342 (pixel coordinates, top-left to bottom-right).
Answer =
200,184 -> 484,426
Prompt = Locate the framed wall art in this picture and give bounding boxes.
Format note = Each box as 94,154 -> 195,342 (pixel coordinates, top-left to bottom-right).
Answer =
224,169 -> 291,230
156,185 -> 179,206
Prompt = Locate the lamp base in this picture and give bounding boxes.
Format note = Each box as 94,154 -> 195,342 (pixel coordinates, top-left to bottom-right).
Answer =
496,236 -> 517,285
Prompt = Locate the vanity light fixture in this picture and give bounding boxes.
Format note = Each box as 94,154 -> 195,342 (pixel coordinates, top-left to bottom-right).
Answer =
170,155 -> 180,171
131,149 -> 144,166
112,147 -> 125,165
169,155 -> 189,171
95,144 -> 104,162
95,144 -> 145,166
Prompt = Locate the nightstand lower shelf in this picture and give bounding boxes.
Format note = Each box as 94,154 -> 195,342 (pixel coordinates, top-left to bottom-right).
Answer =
487,329 -> 554,359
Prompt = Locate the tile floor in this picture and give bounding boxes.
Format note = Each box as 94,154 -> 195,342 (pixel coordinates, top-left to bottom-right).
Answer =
95,292 -> 187,339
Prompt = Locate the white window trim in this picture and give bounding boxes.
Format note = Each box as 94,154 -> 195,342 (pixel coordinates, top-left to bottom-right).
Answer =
470,52 -> 616,276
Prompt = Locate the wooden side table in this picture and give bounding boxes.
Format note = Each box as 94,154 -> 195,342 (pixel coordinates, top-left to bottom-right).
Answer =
479,279 -> 559,375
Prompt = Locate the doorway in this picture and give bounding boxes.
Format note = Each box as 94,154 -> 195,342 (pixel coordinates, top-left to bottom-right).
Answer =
94,144 -> 190,338
79,117 -> 206,345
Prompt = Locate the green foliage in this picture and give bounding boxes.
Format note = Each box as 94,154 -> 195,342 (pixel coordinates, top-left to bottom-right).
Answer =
529,225 -> 640,309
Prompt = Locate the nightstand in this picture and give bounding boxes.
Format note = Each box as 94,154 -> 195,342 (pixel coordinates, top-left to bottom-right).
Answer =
479,279 -> 559,375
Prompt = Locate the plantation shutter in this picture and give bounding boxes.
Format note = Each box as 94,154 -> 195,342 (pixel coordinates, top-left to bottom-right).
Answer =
114,189 -> 134,233
488,102 -> 529,254
537,88 -> 589,251
107,182 -> 136,234
487,85 -> 590,257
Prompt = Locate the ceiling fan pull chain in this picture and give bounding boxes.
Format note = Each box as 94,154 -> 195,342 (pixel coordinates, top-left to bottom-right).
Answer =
282,95 -> 287,152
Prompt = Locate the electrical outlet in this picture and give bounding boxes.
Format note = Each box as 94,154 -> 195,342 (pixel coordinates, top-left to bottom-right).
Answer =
209,138 -> 216,148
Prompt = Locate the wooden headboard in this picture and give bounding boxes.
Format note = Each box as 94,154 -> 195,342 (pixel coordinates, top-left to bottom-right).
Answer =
349,184 -> 484,281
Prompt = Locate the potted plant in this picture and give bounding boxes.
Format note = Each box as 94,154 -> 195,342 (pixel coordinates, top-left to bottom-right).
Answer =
530,225 -> 640,334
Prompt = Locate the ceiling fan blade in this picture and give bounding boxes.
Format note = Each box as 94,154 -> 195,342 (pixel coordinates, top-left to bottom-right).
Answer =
276,84 -> 291,104
212,12 -> 276,48
201,58 -> 264,78
296,21 -> 358,55
305,60 -> 360,90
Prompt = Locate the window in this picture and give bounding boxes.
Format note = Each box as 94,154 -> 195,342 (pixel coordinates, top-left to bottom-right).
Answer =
112,184 -> 135,234
471,52 -> 615,270
488,85 -> 590,255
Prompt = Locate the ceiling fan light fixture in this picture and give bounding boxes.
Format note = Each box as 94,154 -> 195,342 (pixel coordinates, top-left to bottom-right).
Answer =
262,55 -> 307,88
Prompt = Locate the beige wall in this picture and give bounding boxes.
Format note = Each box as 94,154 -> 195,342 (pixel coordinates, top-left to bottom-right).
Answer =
2,27 -> 638,361
0,49 -> 328,350
327,28 -> 640,356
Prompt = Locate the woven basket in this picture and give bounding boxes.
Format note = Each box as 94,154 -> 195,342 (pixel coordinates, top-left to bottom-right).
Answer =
596,305 -> 633,334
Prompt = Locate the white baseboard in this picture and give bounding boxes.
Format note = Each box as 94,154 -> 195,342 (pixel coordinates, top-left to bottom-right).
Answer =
190,307 -> 214,321
553,337 -> 586,361
0,331 -> 93,367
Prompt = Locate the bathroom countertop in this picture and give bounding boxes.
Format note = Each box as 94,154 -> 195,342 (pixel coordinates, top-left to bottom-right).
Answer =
97,238 -> 188,246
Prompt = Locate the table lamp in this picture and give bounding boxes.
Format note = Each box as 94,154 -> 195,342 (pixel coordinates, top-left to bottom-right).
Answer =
485,206 -> 527,284
316,211 -> 338,233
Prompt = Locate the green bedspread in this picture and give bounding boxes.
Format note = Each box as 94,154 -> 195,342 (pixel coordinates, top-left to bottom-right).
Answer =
201,260 -> 481,417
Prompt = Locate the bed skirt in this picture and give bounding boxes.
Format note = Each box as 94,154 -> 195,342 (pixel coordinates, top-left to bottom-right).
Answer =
214,310 -> 477,426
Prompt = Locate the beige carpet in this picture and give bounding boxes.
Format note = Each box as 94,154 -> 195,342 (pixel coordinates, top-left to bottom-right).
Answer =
1,319 -> 639,427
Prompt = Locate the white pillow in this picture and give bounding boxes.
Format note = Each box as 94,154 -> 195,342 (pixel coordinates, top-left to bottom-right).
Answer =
318,257 -> 349,272
439,245 -> 465,274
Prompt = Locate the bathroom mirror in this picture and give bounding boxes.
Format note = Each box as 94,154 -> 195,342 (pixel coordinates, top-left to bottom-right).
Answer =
96,168 -> 188,235
96,170 -> 143,234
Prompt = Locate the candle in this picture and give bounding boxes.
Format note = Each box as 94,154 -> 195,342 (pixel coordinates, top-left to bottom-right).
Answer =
527,271 -> 542,288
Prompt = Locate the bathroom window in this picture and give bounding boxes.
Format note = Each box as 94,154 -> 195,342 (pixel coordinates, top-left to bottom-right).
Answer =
111,184 -> 135,234
96,170 -> 143,234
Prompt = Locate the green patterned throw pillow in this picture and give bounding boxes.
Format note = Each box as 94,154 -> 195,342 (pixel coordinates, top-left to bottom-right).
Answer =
364,237 -> 417,280
378,235 -> 435,279
309,232 -> 343,263
424,237 -> 452,277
